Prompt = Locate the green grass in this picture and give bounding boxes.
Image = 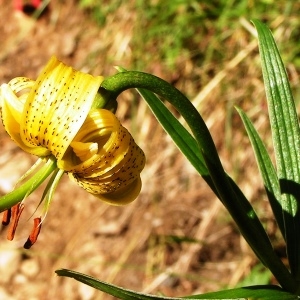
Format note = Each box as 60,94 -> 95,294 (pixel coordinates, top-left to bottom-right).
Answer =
79,1 -> 300,73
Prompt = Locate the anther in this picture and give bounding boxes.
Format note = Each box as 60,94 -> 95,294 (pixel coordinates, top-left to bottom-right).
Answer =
23,217 -> 42,249
7,203 -> 25,241
2,208 -> 12,226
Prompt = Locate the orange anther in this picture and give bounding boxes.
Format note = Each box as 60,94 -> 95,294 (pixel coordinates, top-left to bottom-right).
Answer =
24,217 -> 42,249
7,203 -> 24,241
2,208 -> 12,226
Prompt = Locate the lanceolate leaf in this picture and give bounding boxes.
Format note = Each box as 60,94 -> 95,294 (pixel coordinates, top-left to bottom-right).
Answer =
236,107 -> 285,239
253,19 -> 300,280
136,88 -> 218,194
188,286 -> 297,300
137,89 -> 208,177
56,269 -> 187,300
55,269 -> 297,300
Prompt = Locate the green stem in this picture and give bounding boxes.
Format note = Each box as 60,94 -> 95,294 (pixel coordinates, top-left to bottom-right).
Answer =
0,156 -> 57,212
100,71 -> 297,293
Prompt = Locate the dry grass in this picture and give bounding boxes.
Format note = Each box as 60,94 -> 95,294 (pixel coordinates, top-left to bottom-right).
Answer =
0,1 -> 298,299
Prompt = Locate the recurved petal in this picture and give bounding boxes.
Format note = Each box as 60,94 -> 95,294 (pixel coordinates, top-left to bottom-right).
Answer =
98,176 -> 143,205
70,141 -> 98,161
0,79 -> 50,156
69,174 -> 143,205
58,109 -> 129,173
20,56 -> 104,159
61,108 -> 145,204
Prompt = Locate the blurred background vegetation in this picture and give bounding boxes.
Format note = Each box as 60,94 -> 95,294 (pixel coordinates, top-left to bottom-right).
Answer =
1,0 -> 300,299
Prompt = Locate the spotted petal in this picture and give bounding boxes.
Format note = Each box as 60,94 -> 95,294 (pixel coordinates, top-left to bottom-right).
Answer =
0,77 -> 49,156
20,56 -> 104,159
60,109 -> 146,204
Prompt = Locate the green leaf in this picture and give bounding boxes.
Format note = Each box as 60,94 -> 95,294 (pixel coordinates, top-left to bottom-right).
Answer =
136,88 -> 220,195
253,19 -> 300,280
236,107 -> 285,239
56,269 -> 186,300
56,269 -> 297,300
188,285 -> 298,300
137,89 -> 208,176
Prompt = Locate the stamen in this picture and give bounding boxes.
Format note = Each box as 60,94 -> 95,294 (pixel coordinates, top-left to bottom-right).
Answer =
15,158 -> 44,186
23,217 -> 42,249
7,203 -> 24,241
2,208 -> 12,226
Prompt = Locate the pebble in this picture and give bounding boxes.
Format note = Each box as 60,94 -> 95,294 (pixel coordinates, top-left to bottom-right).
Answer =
0,246 -> 20,283
20,258 -> 40,278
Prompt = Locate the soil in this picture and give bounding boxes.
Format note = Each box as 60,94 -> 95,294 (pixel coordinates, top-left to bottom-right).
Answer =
0,1 -> 278,299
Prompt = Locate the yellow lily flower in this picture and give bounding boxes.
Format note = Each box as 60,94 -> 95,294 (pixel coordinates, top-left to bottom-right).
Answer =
0,56 -> 145,247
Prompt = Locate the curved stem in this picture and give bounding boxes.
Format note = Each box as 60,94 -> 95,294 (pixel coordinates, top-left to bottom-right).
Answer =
0,156 -> 57,212
100,71 -> 297,293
